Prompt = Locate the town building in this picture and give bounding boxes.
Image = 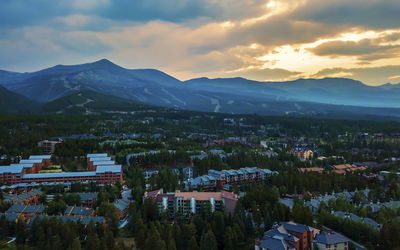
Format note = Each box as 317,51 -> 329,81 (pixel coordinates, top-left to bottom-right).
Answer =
331,164 -> 368,175
1,154 -> 122,185
255,222 -> 319,250
21,165 -> 122,184
0,155 -> 53,184
0,165 -> 24,185
86,153 -> 113,171
3,189 -> 43,205
0,213 -> 19,224
332,211 -> 382,231
144,170 -> 159,188
185,167 -> 278,190
77,192 -> 98,207
143,189 -> 238,218
114,199 -> 130,219
64,206 -> 95,217
38,139 -> 62,154
5,204 -> 45,220
290,148 -> 313,161
87,159 -> 115,171
313,231 -> 350,250
182,166 -> 193,180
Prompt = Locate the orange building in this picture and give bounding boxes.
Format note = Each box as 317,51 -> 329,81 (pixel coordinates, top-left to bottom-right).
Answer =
332,164 -> 368,175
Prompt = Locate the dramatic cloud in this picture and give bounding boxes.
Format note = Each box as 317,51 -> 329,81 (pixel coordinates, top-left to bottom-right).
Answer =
309,31 -> 400,58
293,0 -> 400,29
0,0 -> 399,85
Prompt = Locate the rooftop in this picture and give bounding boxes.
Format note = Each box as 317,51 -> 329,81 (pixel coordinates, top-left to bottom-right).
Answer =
87,153 -> 108,158
174,191 -> 237,201
77,192 -> 98,201
314,231 -> 349,245
95,165 -> 121,173
19,159 -> 44,164
29,155 -> 51,160
259,236 -> 295,250
114,199 -> 130,210
81,216 -> 104,225
23,171 -> 96,179
91,160 -> 115,166
10,163 -> 34,169
89,157 -> 111,162
65,206 -> 94,216
279,221 -> 319,234
0,165 -> 24,174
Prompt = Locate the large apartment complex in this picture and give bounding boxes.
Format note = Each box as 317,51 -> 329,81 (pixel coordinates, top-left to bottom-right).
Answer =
144,189 -> 238,218
185,167 -> 278,190
0,154 -> 122,185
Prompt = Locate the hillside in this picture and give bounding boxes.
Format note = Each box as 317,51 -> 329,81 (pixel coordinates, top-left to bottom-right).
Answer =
0,85 -> 40,113
43,91 -> 157,114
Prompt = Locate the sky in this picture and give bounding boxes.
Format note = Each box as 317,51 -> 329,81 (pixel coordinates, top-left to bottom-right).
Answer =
1,0 -> 400,86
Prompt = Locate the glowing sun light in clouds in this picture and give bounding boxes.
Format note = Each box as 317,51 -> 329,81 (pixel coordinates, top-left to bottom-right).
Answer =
256,28 -> 400,79
240,0 -> 304,26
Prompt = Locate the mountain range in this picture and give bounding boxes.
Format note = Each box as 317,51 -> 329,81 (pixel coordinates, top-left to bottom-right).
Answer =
0,59 -> 399,117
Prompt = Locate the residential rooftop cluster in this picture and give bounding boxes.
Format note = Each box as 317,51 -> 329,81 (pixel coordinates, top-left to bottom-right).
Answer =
2,187 -> 131,230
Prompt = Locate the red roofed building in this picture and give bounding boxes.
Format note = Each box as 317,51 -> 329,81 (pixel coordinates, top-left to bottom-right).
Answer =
144,189 -> 238,219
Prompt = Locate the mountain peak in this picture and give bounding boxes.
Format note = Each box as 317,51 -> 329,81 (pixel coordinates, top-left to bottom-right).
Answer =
94,58 -> 112,64
91,58 -> 120,68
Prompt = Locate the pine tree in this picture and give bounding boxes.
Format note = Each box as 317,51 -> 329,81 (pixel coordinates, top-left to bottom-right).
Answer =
67,238 -> 81,250
15,218 -> 27,244
182,223 -> 197,249
134,218 -> 147,249
51,234 -> 63,250
223,226 -> 234,250
200,230 -> 217,250
106,205 -> 120,236
213,212 -> 225,248
188,236 -> 200,250
0,215 -> 7,239
167,238 -> 177,250
172,223 -> 183,249
105,229 -> 116,250
86,232 -> 100,250
145,227 -> 166,250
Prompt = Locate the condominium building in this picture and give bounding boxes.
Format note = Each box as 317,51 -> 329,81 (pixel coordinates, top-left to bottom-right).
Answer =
0,154 -> 122,185
144,189 -> 238,218
86,153 -> 113,171
185,167 -> 278,190
21,165 -> 122,184
38,139 -> 62,154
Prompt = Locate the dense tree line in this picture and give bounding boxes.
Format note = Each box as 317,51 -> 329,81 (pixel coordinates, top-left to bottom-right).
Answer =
0,215 -> 121,250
